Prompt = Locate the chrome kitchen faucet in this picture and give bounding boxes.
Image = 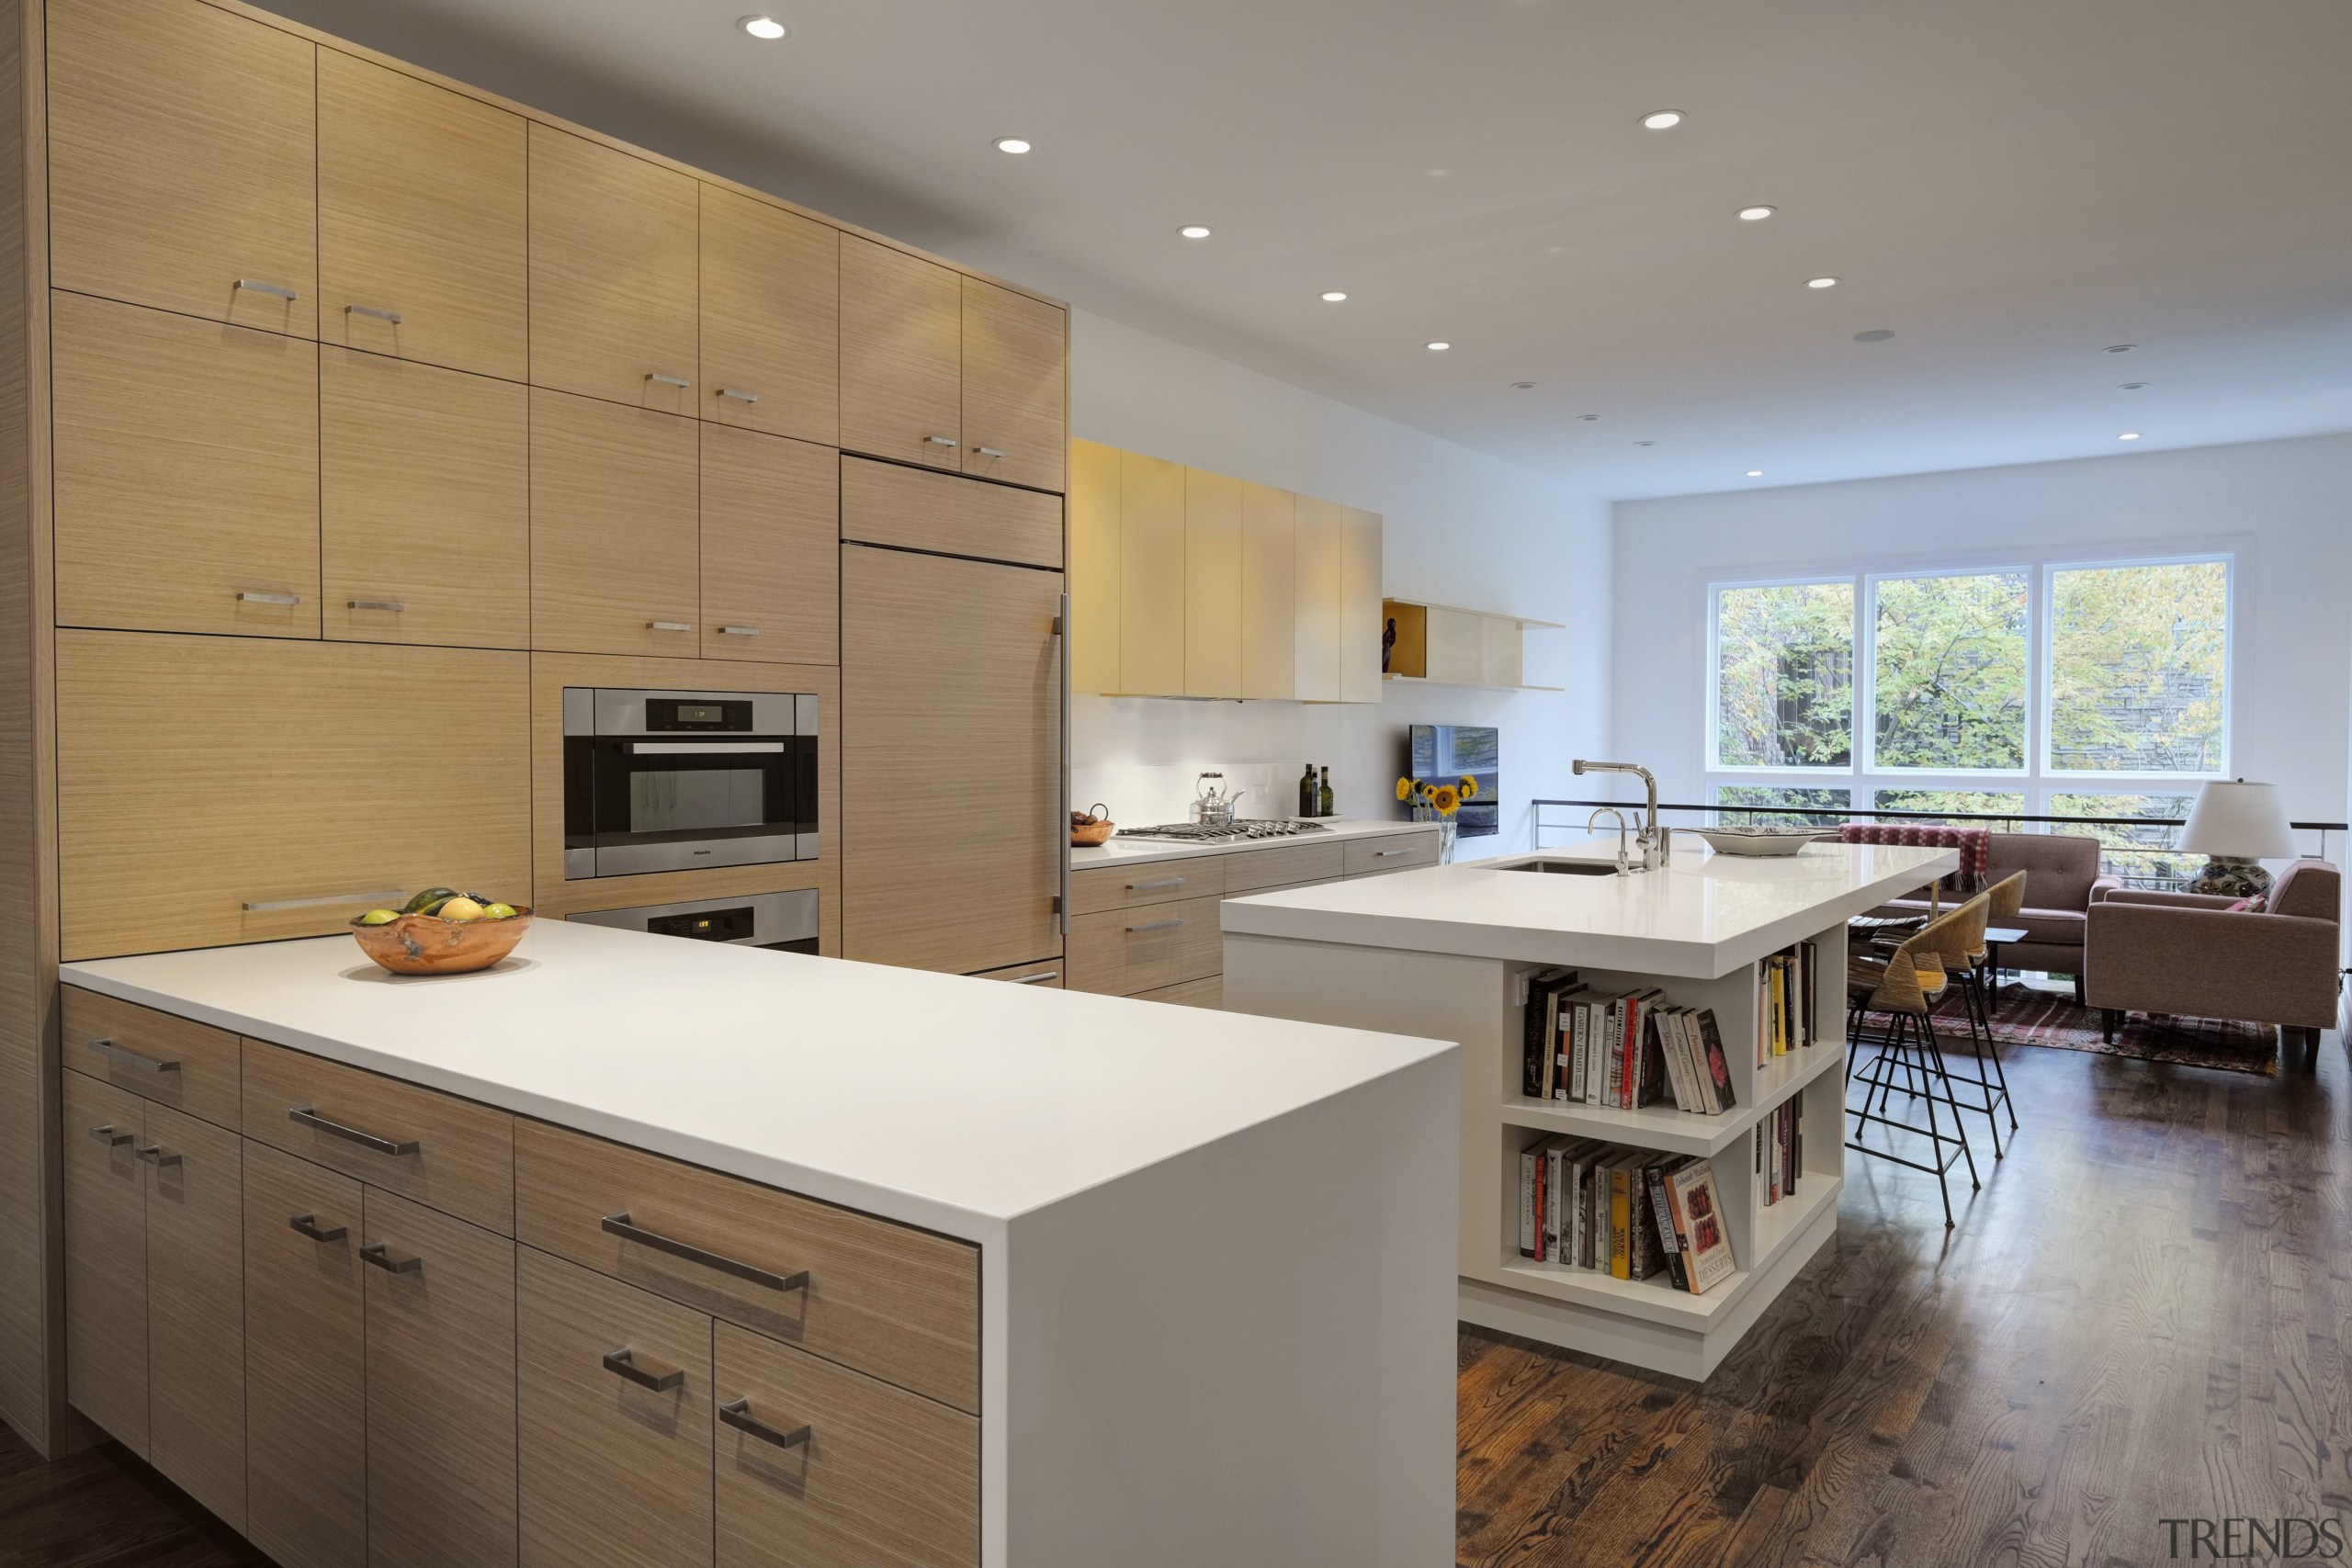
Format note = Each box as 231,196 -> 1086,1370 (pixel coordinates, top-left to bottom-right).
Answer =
1572,760 -> 1669,872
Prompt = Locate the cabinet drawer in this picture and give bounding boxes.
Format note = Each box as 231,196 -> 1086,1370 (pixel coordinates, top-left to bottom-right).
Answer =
63,987 -> 241,1130
1067,894 -> 1224,997
1134,974 -> 1224,1010
1222,840 -> 1345,893
514,1120 -> 979,1415
1344,831 -> 1441,876
842,455 -> 1063,570
244,1040 -> 514,1234
1068,856 -> 1224,916
716,1322 -> 978,1568
971,958 -> 1065,987
519,1248 -> 713,1568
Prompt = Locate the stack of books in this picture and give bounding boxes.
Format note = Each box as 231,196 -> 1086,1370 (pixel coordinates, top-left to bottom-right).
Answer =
1521,969 -> 1738,1115
1755,942 -> 1818,1065
1758,1098 -> 1805,1206
1516,1136 -> 1739,1296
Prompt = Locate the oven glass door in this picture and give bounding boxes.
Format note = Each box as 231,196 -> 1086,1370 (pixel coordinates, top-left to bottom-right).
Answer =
582,738 -> 800,875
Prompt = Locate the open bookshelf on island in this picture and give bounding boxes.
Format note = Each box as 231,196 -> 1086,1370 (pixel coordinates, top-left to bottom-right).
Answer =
1380,598 -> 1565,693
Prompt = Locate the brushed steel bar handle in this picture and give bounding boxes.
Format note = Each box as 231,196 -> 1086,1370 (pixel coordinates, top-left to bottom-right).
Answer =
600,1213 -> 808,1292
134,1145 -> 182,1168
717,626 -> 760,637
236,591 -> 300,606
973,446 -> 1006,459
1374,849 -> 1414,858
1125,917 -> 1185,934
359,1242 -> 421,1274
647,372 -> 691,389
1008,970 -> 1059,985
345,303 -> 402,324
289,1213 -> 347,1244
87,1124 -> 132,1147
629,741 -> 783,755
347,599 -> 407,613
1127,877 -> 1186,892
603,1348 -> 684,1393
243,889 -> 404,912
719,1398 -> 810,1451
649,621 -> 693,633
235,277 -> 299,300
288,1106 -> 420,1156
926,434 -> 958,446
85,1037 -> 180,1074
718,387 -> 760,403
1057,591 -> 1070,937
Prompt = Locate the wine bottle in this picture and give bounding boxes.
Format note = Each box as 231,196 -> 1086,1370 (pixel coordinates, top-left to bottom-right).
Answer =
1318,766 -> 1335,818
1299,763 -> 1317,818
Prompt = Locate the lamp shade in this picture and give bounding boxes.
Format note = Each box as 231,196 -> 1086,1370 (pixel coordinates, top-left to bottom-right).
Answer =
2177,779 -> 2297,860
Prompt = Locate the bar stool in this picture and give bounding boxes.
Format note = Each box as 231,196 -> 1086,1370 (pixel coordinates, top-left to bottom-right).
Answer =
1917,892 -> 2018,1157
1847,910 -> 1983,1228
1977,870 -> 2029,997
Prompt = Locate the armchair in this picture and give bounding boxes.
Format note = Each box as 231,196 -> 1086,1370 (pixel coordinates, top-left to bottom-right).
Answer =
2085,859 -> 2342,1053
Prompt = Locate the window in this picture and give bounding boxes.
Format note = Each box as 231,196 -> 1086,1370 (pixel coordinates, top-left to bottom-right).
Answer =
1713,785 -> 1851,828
2047,559 -> 2229,774
1871,789 -> 2026,829
1869,571 -> 2028,772
1713,581 -> 1852,769
2050,792 -> 2200,886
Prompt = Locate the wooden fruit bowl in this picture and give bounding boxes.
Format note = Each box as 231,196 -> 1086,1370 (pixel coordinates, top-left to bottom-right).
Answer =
351,909 -> 533,976
1070,804 -> 1114,847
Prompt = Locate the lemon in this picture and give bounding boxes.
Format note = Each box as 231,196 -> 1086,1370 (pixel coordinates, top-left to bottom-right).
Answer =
482,902 -> 517,920
437,897 -> 486,922
358,908 -> 400,926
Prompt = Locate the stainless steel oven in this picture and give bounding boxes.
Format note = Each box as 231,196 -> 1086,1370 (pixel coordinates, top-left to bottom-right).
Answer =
567,890 -> 820,953
562,688 -> 818,879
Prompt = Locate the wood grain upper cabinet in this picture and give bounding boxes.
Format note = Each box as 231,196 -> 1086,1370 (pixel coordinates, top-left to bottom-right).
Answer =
1183,468 -> 1243,698
1292,494 -> 1343,703
700,425 -> 839,665
142,1105 -> 245,1533
530,389 -> 700,657
840,457 -> 1062,570
842,544 -> 1064,974
961,278 -> 1067,493
1068,438 -> 1121,694
52,292 -> 319,638
1338,504 -> 1385,704
48,0 -> 316,335
62,1070 -> 146,1456
322,347 -> 529,649
1118,451 -> 1185,698
55,631 -> 531,959
699,185 -> 838,446
318,51 -> 528,380
529,125 -> 699,412
1239,481 -> 1296,700
839,235 -> 962,470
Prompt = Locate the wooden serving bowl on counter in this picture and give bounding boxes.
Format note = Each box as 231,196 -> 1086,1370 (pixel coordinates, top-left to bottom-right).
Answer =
351,909 -> 533,976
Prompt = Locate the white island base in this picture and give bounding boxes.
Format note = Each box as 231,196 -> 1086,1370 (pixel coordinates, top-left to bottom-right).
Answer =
1224,840 -> 1955,1381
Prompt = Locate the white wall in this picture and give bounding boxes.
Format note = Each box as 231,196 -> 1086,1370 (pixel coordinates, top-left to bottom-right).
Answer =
1069,310 -> 1611,851
1608,434 -> 2352,846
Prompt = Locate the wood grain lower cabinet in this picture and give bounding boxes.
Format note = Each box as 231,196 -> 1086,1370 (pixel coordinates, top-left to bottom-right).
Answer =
839,235 -> 962,470
518,1248 -> 714,1568
363,1187 -> 518,1568
530,389 -> 701,657
143,1105 -> 247,1530
1134,975 -> 1225,1010
243,1142 -> 367,1568
62,986 -> 243,1132
1066,895 -> 1224,997
62,1070 -> 147,1455
715,1322 -> 979,1568
699,424 -> 839,665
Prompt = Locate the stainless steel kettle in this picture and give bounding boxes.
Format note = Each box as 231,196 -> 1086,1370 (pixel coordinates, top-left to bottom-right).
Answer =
1191,772 -> 1247,827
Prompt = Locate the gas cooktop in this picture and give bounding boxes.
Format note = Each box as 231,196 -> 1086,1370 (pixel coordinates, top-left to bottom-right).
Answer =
1114,819 -> 1334,843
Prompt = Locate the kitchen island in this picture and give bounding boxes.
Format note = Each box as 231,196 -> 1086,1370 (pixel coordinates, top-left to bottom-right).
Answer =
1223,837 -> 1956,1380
60,921 -> 1456,1568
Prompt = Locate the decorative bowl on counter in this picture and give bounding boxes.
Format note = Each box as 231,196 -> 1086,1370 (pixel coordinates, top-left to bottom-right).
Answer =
1070,803 -> 1114,847
351,909 -> 533,975
1683,826 -> 1835,858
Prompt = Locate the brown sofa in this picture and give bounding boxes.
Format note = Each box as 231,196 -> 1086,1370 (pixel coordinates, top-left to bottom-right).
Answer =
2086,859 -> 2343,1052
1870,830 -> 2120,1002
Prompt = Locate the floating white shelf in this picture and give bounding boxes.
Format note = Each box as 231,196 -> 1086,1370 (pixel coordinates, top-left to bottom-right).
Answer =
1381,672 -> 1566,694
1381,596 -> 1562,692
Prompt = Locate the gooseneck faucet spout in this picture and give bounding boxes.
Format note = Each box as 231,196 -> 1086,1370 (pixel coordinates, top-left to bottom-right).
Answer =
1572,759 -> 1669,871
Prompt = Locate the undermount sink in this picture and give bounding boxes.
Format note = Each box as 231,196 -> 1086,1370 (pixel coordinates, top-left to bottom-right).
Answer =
1496,858 -> 1622,876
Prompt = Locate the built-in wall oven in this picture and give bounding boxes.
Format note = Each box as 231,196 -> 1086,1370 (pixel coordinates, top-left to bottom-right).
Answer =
562,688 -> 818,879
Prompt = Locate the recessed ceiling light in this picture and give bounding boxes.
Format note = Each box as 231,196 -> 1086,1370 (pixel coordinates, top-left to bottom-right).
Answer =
2119,432 -> 2141,441
1641,109 -> 1685,130
992,137 -> 1033,155
1736,205 -> 1776,221
2120,381 -> 2149,389
1806,276 -> 1839,289
1425,168 -> 1452,178
2104,344 -> 2136,354
738,14 -> 787,39
1320,290 -> 1348,302
1854,329 -> 1895,343
1177,224 -> 1212,240
1425,341 -> 1451,352
1746,469 -> 1764,477
1634,440 -> 1656,447
1510,381 -> 1537,390
1577,413 -> 1601,422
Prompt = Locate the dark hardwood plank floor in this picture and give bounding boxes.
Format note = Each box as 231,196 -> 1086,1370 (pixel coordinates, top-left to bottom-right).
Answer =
3,1032 -> 2343,1567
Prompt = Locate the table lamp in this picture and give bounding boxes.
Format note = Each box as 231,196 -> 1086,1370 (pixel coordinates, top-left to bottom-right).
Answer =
2177,779 -> 2297,897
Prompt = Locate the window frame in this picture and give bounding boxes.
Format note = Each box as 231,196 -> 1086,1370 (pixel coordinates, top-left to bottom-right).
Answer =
1704,574 -> 1860,777
2038,552 -> 2234,781
1859,565 -> 2034,780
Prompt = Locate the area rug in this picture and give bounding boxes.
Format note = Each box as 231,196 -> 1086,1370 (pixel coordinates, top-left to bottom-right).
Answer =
1864,990 -> 2279,1077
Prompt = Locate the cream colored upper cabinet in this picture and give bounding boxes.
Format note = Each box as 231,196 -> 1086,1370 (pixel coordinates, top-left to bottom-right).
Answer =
529,389 -> 700,657
1068,438 -> 1122,694
1239,481 -> 1296,701
528,125 -> 698,412
1338,504 -> 1385,703
1118,452 -> 1185,698
839,234 -> 962,470
1182,468 -> 1242,698
962,279 -> 1068,493
1293,495 -> 1343,702
699,186 -> 839,446
699,424 -> 839,666
318,51 -> 527,381
48,0 -> 316,336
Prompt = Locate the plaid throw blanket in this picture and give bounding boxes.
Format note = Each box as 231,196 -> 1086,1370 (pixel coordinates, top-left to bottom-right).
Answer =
1837,823 -> 1989,893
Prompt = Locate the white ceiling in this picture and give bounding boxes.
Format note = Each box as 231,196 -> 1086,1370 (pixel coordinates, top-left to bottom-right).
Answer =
269,0 -> 2352,499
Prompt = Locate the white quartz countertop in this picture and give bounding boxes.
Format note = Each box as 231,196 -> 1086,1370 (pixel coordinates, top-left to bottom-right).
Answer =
1071,818 -> 1438,870
62,921 -> 1452,1242
1220,840 -> 1958,978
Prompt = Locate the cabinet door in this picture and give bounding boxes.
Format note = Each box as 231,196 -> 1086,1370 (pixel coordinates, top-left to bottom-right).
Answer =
1067,437 -> 1121,694
714,1322 -> 978,1568
48,0 -> 315,335
840,456 -> 1062,569
839,235 -> 961,470
1117,452 -> 1185,697
518,1248 -> 713,1568
960,278 -> 1067,493
1338,504 -> 1385,703
1238,482 -> 1296,700
1182,468 -> 1242,698
530,125 -> 699,411
318,51 -> 528,379
699,186 -> 838,445
243,1142 -> 366,1568
364,1189 -> 518,1568
322,347 -> 529,649
842,545 -> 1064,973
700,425 -> 839,665
1292,495 -> 1343,702
143,1104 -> 244,1531
62,1070 -> 146,1454
530,389 -> 700,656
55,631 -> 532,959
52,292 -> 319,638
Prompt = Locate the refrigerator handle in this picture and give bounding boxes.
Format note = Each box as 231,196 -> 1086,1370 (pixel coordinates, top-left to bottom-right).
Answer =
1056,592 -> 1070,936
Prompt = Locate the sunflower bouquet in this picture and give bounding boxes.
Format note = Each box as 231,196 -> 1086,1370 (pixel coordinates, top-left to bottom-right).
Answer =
1396,773 -> 1480,818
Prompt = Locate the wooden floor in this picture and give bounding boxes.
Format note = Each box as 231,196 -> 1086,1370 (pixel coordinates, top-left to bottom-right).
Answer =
3,1032 -> 2344,1568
